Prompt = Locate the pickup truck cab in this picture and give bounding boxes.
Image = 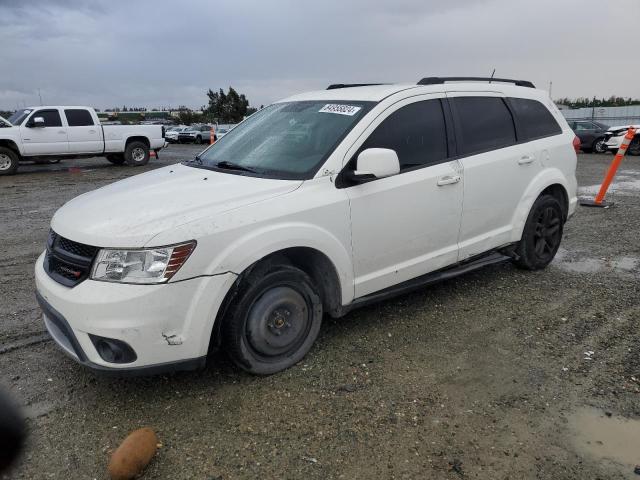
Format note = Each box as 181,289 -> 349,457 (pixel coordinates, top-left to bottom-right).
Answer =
0,106 -> 166,175
35,78 -> 578,376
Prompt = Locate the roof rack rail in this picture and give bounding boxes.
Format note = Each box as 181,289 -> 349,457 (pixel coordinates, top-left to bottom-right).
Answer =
326,83 -> 386,90
417,77 -> 535,88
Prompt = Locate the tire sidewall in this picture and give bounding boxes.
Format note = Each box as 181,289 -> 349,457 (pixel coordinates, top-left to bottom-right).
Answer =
0,147 -> 19,175
125,142 -> 150,166
516,195 -> 564,270
224,266 -> 323,375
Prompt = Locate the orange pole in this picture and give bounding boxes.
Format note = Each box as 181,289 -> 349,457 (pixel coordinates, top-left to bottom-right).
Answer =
594,127 -> 636,204
210,126 -> 216,145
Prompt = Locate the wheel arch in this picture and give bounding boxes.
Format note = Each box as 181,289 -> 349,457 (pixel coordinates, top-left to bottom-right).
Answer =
0,139 -> 22,158
510,170 -> 571,242
125,136 -> 150,149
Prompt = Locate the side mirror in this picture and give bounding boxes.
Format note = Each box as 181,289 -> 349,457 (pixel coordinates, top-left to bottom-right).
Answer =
29,117 -> 45,128
348,148 -> 400,183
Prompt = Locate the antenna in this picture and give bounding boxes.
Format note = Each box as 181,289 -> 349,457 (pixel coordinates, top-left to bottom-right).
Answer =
38,89 -> 43,106
489,69 -> 496,83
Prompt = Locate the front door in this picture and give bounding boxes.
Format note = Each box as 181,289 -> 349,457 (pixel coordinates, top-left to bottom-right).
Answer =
20,109 -> 69,155
343,96 -> 463,298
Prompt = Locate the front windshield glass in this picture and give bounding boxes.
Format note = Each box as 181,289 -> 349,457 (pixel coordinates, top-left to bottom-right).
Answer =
8,109 -> 32,126
190,101 -> 373,179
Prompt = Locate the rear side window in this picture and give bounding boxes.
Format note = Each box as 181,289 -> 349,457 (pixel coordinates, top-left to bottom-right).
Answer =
360,99 -> 448,170
452,97 -> 516,155
65,109 -> 94,126
509,98 -> 562,140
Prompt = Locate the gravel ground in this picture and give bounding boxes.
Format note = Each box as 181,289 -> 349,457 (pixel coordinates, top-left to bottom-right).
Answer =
1,147 -> 639,479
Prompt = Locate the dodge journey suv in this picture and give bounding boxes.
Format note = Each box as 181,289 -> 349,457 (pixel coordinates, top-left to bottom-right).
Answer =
35,77 -> 578,375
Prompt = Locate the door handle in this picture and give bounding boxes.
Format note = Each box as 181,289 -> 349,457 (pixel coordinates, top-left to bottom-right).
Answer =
437,175 -> 461,186
88,129 -> 96,134
58,131 -> 66,135
518,155 -> 535,165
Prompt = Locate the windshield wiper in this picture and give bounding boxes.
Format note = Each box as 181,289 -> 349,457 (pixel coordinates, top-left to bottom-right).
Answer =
184,155 -> 203,165
215,161 -> 257,173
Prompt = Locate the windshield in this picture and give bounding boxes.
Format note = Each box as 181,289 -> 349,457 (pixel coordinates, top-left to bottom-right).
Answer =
190,101 -> 373,179
8,109 -> 32,126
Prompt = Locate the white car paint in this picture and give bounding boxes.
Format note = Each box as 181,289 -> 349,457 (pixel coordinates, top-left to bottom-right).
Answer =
0,106 -> 165,172
603,124 -> 640,153
35,82 -> 577,372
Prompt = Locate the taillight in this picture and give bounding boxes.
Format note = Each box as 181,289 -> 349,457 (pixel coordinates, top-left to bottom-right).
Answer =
573,136 -> 581,153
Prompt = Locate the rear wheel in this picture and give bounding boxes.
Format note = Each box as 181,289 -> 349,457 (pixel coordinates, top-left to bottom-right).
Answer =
628,137 -> 640,156
124,141 -> 150,166
513,195 -> 564,270
0,147 -> 19,175
106,154 -> 125,165
222,261 -> 323,375
195,135 -> 203,145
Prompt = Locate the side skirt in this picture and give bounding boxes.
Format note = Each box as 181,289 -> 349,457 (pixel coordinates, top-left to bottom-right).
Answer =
338,250 -> 512,316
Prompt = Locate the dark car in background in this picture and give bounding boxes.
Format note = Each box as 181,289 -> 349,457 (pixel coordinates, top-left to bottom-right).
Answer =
568,120 -> 609,153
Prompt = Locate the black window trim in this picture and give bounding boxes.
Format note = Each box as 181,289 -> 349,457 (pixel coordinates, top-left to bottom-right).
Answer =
336,97 -> 454,189
448,95 -> 519,159
64,108 -> 95,127
27,108 -> 63,128
505,97 -> 563,143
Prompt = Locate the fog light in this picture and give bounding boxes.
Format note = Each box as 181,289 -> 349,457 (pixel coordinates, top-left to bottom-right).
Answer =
89,335 -> 137,364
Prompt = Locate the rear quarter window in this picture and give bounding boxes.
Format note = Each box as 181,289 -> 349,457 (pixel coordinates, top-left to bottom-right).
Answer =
64,109 -> 95,127
509,98 -> 562,141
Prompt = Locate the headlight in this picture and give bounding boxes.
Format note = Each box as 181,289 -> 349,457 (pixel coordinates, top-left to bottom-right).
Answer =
91,241 -> 195,284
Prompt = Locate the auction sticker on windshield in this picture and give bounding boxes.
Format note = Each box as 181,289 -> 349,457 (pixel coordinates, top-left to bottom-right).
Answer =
319,104 -> 362,116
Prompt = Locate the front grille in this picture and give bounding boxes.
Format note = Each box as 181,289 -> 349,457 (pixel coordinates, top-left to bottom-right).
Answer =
44,230 -> 98,287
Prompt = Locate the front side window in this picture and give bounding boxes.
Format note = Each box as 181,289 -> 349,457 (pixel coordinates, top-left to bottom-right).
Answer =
357,99 -> 448,170
192,101 -> 373,179
65,109 -> 94,127
31,109 -> 63,127
452,97 -> 516,155
510,98 -> 562,140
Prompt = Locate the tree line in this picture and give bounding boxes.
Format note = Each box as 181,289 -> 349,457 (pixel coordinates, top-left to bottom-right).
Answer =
555,96 -> 640,109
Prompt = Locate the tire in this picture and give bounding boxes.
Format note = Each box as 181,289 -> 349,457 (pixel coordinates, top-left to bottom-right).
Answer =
106,154 -> 126,165
513,194 -> 564,270
628,137 -> 640,156
593,138 -> 607,154
195,136 -> 202,145
0,147 -> 19,176
222,261 -> 323,375
124,141 -> 150,166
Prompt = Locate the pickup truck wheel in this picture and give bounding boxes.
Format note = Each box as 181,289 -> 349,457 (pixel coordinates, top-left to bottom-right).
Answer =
0,147 -> 19,175
513,194 -> 563,270
222,262 -> 323,375
125,141 -> 150,166
106,154 -> 126,165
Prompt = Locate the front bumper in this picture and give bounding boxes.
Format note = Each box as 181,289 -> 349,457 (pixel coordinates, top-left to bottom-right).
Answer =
34,252 -> 237,375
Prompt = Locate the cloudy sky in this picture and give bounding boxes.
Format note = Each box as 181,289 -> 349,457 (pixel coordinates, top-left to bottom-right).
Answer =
0,0 -> 638,111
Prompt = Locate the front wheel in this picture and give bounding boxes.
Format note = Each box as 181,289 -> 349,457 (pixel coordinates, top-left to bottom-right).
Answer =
124,141 -> 150,166
0,147 -> 19,175
513,195 -> 564,270
195,136 -> 203,145
222,262 -> 323,375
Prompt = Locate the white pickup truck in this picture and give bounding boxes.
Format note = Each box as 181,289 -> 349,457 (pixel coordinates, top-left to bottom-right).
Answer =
0,106 -> 166,175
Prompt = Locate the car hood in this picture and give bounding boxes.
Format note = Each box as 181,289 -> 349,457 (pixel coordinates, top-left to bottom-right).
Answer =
51,164 -> 302,248
607,124 -> 640,132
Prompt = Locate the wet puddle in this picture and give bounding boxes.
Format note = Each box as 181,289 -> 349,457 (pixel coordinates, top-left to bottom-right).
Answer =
552,248 -> 639,276
568,407 -> 640,476
578,169 -> 640,197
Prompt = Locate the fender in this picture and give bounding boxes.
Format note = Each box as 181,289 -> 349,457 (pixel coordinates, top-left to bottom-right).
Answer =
509,167 -> 571,243
206,222 -> 354,305
0,134 -> 25,156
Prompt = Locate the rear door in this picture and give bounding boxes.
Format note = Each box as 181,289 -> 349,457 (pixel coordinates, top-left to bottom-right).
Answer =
65,109 -> 103,153
448,93 -> 541,260
19,109 -> 69,155
344,95 -> 463,297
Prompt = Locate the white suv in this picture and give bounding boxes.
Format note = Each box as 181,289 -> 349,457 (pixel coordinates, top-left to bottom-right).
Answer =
35,77 -> 578,375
